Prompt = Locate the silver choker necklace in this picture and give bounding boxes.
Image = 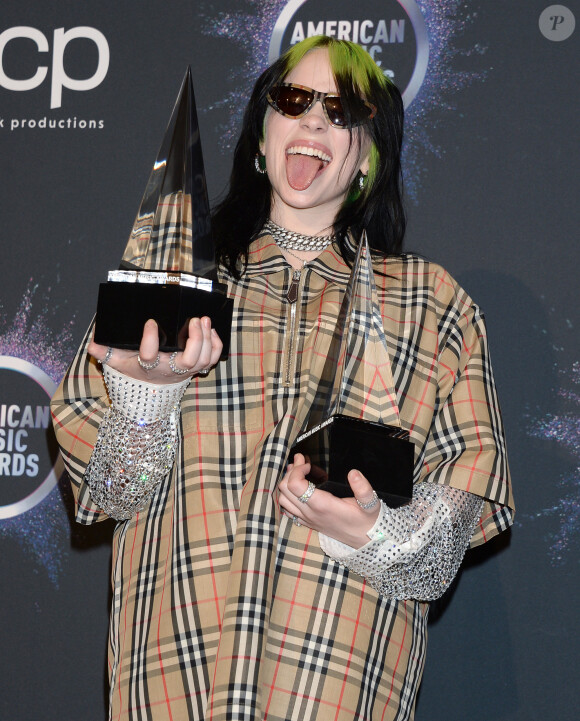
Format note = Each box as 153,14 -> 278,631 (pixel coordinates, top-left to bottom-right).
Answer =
264,219 -> 335,252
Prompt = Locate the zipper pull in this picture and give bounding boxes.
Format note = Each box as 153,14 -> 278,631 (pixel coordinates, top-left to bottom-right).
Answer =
286,269 -> 301,304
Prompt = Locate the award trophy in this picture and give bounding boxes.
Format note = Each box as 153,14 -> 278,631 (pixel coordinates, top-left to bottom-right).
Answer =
94,68 -> 233,355
292,232 -> 414,508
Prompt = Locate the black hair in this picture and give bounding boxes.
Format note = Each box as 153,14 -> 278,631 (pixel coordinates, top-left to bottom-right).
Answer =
212,36 -> 405,277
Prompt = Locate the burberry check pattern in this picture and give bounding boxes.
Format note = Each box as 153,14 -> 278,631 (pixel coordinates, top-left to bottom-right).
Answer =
51,232 -> 514,721
123,192 -> 195,272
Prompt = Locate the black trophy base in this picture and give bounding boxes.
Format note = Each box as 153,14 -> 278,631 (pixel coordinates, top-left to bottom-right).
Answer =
292,415 -> 414,508
94,281 -> 233,355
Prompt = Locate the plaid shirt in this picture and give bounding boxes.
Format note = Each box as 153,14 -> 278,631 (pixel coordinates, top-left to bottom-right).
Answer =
51,232 -> 513,721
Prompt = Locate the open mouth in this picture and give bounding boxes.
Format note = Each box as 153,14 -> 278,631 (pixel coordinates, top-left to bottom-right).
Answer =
285,144 -> 332,191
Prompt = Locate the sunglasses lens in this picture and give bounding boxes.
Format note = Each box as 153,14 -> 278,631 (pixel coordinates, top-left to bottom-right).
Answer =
272,86 -> 313,117
323,97 -> 347,127
333,98 -> 374,127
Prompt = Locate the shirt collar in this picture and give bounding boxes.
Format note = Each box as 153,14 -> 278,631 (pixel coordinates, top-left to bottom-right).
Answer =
242,229 -> 354,285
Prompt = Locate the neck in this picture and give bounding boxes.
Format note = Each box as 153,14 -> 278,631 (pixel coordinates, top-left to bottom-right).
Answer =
264,218 -> 335,269
269,200 -> 336,237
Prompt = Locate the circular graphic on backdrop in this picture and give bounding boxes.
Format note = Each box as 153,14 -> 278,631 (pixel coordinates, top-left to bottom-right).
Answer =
0,356 -> 63,519
268,0 -> 429,108
539,5 -> 575,41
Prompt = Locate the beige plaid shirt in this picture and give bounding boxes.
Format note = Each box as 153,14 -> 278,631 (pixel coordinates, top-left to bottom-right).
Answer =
51,232 -> 513,721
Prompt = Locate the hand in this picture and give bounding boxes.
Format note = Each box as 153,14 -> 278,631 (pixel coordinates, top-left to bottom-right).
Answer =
88,317 -> 223,385
278,453 -> 381,548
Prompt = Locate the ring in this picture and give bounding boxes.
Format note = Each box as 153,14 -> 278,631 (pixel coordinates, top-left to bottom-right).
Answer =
169,352 -> 193,375
291,515 -> 302,527
197,367 -> 211,376
137,354 -> 160,370
98,347 -> 113,366
356,490 -> 379,510
298,481 -> 316,504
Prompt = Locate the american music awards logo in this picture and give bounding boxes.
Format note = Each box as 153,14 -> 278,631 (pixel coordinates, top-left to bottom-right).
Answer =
0,356 -> 63,519
268,0 -> 429,107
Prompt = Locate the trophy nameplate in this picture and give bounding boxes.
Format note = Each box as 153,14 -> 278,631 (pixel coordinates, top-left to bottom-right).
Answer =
94,68 -> 233,355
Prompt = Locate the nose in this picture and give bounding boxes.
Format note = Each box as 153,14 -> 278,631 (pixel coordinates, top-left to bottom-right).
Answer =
300,99 -> 328,132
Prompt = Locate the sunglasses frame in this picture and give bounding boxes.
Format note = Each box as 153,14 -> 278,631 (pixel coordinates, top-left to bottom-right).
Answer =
266,83 -> 377,128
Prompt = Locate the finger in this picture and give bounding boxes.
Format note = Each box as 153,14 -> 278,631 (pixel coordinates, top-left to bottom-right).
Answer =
347,468 -> 373,495
278,488 -> 299,515
286,464 -> 312,498
194,317 -> 214,369
138,319 -> 160,363
88,338 -> 110,361
87,328 -> 109,361
179,318 -> 223,374
208,328 -> 223,366
184,316 -> 218,370
278,495 -> 306,526
278,462 -> 308,499
347,469 -> 380,512
180,318 -> 204,368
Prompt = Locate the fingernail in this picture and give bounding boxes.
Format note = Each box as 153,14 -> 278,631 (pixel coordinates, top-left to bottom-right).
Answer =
193,318 -> 201,327
202,317 -> 211,329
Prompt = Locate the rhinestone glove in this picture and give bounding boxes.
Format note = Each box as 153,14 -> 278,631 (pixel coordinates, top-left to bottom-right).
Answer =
85,366 -> 190,520
319,483 -> 484,601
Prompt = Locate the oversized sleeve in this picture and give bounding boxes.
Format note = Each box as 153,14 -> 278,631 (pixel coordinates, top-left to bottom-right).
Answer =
418,267 -> 514,546
51,322 -> 188,523
50,322 -> 112,524
319,483 -> 484,600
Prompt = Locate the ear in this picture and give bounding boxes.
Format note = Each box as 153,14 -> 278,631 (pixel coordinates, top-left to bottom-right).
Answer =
359,147 -> 371,177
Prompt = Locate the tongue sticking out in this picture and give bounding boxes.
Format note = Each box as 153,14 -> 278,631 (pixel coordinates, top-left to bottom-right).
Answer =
286,154 -> 325,191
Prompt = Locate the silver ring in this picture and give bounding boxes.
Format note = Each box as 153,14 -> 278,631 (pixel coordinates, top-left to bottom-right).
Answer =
197,367 -> 211,376
168,351 -> 193,375
356,491 -> 379,510
291,515 -> 302,527
298,481 -> 316,504
98,347 -> 113,365
137,354 -> 160,370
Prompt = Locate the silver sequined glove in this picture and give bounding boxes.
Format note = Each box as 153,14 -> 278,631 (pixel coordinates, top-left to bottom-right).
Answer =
85,366 -> 190,520
319,483 -> 484,601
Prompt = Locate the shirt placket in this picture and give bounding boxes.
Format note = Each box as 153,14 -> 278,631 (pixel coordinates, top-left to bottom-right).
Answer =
282,266 -> 306,388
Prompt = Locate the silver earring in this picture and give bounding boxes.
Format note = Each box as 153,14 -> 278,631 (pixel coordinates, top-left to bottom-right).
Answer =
359,173 -> 367,190
255,154 -> 267,174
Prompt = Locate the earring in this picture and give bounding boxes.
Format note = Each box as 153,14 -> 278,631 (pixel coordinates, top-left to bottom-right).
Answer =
359,173 -> 367,190
255,154 -> 267,174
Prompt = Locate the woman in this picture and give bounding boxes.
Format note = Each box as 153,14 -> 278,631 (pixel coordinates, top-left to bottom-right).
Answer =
51,36 -> 514,721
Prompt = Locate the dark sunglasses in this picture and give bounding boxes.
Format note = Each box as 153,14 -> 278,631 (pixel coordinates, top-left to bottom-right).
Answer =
267,83 -> 377,129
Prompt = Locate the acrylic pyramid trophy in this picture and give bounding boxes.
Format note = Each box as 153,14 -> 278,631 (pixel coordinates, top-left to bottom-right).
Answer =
292,231 -> 414,507
94,68 -> 233,355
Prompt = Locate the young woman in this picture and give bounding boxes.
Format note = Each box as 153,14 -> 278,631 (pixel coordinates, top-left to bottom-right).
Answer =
52,36 -> 513,721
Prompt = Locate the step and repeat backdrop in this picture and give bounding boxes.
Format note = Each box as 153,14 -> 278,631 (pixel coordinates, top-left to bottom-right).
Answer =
0,1 -> 577,719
